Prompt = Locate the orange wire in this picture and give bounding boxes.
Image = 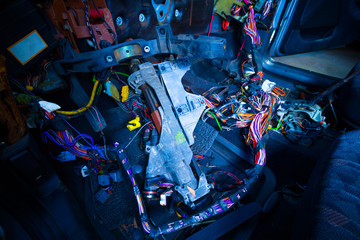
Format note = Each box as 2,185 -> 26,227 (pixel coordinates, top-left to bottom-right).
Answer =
291,121 -> 305,129
242,59 -> 249,76
272,87 -> 285,96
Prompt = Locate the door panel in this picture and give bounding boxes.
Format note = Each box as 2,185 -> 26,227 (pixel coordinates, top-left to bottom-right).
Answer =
275,0 -> 360,55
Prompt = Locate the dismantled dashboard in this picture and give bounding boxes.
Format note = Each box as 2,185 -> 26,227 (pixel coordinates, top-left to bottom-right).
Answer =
0,0 -> 353,239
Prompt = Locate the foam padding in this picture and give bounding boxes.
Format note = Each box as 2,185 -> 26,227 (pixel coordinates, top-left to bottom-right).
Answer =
191,120 -> 219,155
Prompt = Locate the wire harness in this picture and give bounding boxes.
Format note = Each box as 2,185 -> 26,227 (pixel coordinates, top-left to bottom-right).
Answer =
117,78 -> 283,236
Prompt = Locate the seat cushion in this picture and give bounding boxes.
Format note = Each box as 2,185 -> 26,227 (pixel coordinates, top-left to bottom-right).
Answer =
292,130 -> 360,240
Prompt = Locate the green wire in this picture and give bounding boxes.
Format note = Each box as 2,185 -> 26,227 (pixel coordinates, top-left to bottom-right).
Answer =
96,84 -> 102,95
192,220 -> 216,226
112,71 -> 129,77
270,119 -> 281,131
207,110 -> 222,131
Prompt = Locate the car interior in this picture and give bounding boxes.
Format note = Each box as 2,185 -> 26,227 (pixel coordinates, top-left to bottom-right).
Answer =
0,0 -> 359,239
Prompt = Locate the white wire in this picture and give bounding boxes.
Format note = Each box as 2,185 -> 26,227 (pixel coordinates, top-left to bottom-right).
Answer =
124,122 -> 151,149
201,107 -> 210,122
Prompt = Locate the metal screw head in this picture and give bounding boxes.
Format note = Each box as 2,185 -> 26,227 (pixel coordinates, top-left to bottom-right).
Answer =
144,46 -> 150,53
159,28 -> 165,35
139,13 -> 145,23
116,16 -> 123,26
175,9 -> 180,18
106,56 -> 113,63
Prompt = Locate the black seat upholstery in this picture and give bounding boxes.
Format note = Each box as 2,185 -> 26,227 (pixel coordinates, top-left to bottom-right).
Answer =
292,130 -> 360,240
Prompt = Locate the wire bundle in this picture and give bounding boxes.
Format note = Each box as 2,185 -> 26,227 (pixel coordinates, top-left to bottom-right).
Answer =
118,150 -> 153,234
113,76 -> 285,237
244,6 -> 261,45
230,4 -> 242,16
204,81 -> 281,165
262,0 -> 272,19
281,110 -> 324,146
42,111 -> 104,161
42,129 -> 96,160
206,87 -> 279,130
249,112 -> 266,165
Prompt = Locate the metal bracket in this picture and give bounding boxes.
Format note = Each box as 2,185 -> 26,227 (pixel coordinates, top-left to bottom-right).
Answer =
152,0 -> 172,23
158,57 -> 206,145
128,62 -> 211,206
52,26 -> 226,75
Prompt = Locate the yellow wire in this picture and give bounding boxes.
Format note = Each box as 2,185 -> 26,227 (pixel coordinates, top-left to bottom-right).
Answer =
56,80 -> 100,116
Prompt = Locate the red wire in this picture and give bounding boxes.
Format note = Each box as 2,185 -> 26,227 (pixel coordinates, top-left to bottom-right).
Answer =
207,15 -> 214,36
132,102 -> 155,130
222,19 -> 230,30
133,102 -> 152,121
240,37 -> 246,51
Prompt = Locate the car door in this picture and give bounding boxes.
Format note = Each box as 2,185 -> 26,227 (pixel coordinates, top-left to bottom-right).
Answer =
264,0 -> 360,87
272,0 -> 360,55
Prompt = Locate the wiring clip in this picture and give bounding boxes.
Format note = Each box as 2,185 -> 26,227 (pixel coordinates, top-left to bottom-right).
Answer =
127,115 -> 141,131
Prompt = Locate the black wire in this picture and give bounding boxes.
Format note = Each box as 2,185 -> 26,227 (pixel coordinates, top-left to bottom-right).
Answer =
91,0 -> 118,44
83,0 -> 98,49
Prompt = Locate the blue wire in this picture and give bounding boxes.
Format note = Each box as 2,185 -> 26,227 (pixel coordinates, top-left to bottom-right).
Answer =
62,119 -> 94,147
43,130 -> 90,158
43,118 -> 107,160
62,119 -> 106,158
42,131 -> 64,147
8,75 -> 35,96
73,134 -> 95,146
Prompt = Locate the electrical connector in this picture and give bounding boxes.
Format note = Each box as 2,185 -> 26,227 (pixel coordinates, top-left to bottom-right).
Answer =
121,85 -> 129,102
98,174 -> 111,187
109,170 -> 123,183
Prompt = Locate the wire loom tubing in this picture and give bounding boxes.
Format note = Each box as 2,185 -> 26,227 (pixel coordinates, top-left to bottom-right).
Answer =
118,143 -> 264,237
56,79 -> 100,115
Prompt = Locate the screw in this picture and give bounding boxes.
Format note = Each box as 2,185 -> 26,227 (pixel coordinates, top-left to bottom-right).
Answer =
175,9 -> 180,18
144,46 -> 150,53
116,16 -> 123,26
106,56 -> 113,63
139,13 -> 145,23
